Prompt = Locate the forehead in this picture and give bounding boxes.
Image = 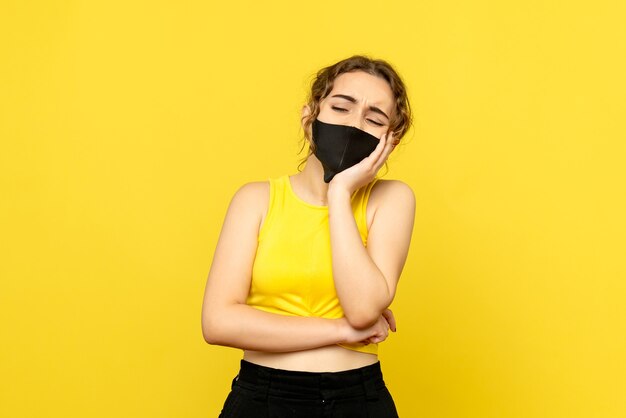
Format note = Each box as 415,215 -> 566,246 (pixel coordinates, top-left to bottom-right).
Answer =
328,71 -> 394,110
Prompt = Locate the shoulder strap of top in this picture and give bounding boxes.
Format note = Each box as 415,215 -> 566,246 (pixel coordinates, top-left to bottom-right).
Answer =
351,178 -> 379,245
258,175 -> 285,241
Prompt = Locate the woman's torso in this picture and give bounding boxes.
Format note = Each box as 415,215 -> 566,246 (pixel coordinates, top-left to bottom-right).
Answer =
243,174 -> 380,372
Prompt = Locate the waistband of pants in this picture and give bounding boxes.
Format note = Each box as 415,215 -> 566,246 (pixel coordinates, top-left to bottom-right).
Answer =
234,359 -> 386,401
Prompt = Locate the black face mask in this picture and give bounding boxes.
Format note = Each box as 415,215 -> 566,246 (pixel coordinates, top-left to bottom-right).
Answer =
311,119 -> 379,183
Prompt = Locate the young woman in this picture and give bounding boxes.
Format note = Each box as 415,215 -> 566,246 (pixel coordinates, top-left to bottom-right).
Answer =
201,55 -> 415,417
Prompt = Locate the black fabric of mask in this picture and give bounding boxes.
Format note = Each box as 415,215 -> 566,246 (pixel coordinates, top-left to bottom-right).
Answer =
311,119 -> 380,183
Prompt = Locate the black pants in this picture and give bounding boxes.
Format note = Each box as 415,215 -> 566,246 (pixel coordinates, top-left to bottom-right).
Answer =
218,359 -> 399,417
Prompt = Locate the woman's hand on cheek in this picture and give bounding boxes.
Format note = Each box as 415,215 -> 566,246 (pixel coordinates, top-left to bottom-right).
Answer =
328,131 -> 396,196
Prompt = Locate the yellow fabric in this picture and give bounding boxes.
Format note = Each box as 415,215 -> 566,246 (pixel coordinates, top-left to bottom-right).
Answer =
247,174 -> 380,355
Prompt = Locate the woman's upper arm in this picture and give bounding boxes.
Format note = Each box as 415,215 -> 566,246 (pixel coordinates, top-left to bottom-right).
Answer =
366,179 -> 416,304
201,182 -> 269,326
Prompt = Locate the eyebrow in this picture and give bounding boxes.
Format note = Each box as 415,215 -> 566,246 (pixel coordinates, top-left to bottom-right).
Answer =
330,94 -> 390,120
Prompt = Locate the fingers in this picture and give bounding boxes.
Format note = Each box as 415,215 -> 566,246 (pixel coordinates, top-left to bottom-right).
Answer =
382,131 -> 398,161
382,308 -> 397,332
369,131 -> 396,172
365,334 -> 385,344
365,315 -> 391,344
363,131 -> 387,165
364,310 -> 398,344
367,328 -> 389,344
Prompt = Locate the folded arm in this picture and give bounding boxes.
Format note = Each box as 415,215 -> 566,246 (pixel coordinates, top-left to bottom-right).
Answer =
327,179 -> 416,329
201,182 -> 391,352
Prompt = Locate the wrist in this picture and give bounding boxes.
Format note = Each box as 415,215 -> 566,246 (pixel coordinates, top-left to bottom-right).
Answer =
327,184 -> 352,203
334,317 -> 351,343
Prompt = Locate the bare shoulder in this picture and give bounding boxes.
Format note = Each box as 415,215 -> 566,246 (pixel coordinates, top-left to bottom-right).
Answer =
228,180 -> 270,226
232,180 -> 270,203
369,179 -> 415,209
365,179 -> 415,229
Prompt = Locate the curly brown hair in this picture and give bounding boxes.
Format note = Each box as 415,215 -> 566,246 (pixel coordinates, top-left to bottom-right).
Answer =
299,55 -> 413,163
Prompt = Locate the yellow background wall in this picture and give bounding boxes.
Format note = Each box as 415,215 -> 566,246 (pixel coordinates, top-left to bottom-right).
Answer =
1,1 -> 625,417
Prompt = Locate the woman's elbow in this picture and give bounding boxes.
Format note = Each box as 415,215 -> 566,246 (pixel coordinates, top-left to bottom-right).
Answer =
202,314 -> 226,345
342,295 -> 392,330
343,308 -> 381,330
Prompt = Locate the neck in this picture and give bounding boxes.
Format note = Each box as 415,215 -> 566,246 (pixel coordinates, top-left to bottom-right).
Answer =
292,155 -> 329,206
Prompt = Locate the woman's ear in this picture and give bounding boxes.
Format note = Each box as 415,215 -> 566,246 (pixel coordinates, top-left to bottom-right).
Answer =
389,130 -> 400,151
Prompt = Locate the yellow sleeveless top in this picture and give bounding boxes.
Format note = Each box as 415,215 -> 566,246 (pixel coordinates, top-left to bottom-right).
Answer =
246,174 -> 379,355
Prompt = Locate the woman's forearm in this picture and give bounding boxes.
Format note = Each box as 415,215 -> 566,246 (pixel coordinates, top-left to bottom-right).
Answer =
203,303 -> 354,352
327,187 -> 391,328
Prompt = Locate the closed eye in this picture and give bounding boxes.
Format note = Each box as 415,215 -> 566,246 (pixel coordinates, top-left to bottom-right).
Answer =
331,106 -> 384,126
